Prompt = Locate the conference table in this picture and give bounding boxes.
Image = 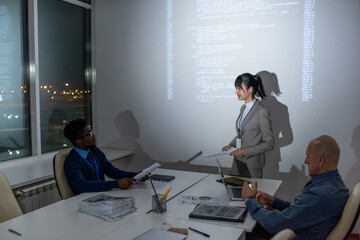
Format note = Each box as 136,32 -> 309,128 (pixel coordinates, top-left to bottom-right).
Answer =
0,168 -> 282,240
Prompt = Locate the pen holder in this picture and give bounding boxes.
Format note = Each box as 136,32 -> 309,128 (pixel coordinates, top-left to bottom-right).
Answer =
152,194 -> 167,213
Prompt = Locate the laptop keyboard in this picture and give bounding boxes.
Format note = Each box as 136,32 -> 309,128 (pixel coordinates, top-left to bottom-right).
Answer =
229,186 -> 242,199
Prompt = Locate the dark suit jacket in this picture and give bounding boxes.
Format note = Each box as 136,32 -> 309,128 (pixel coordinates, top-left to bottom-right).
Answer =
230,100 -> 275,168
64,147 -> 136,195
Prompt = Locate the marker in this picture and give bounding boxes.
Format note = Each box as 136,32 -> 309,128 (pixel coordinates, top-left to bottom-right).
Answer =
8,228 -> 22,236
189,227 -> 210,238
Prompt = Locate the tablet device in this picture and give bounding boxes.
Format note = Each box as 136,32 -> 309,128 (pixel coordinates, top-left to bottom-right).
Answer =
189,203 -> 247,222
150,174 -> 175,182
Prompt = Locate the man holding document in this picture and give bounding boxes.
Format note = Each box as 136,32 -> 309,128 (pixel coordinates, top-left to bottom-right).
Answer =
63,119 -> 149,195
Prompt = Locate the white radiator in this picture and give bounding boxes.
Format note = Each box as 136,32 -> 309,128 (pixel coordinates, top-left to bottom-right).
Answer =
14,179 -> 62,213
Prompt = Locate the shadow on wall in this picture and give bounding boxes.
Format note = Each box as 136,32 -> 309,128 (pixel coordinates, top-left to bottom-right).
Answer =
107,111 -> 156,172
110,111 -> 232,175
258,71 -> 309,200
344,124 -> 360,189
258,71 -> 293,178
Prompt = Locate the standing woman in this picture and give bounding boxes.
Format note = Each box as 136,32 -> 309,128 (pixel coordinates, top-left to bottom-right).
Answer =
222,73 -> 274,178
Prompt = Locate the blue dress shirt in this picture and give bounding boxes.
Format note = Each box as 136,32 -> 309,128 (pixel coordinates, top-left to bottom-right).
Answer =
246,170 -> 349,240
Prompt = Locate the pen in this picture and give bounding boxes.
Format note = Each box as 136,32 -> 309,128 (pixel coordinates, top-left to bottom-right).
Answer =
189,227 -> 210,238
8,228 -> 22,236
154,186 -> 172,211
150,179 -> 158,198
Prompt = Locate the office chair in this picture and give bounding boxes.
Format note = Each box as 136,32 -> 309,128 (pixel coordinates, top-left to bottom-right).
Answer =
271,229 -> 298,240
0,171 -> 23,223
53,148 -> 74,199
326,182 -> 360,240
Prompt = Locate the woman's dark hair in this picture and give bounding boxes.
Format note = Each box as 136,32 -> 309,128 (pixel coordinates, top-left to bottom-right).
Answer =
63,118 -> 88,146
234,73 -> 267,100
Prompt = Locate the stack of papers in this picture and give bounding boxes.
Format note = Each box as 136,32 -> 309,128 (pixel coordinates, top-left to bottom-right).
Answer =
78,193 -> 136,221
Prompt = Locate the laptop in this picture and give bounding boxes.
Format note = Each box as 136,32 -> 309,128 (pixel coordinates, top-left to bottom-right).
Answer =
216,159 -> 243,201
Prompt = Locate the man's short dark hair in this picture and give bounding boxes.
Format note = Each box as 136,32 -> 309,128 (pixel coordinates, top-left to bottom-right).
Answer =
63,119 -> 88,146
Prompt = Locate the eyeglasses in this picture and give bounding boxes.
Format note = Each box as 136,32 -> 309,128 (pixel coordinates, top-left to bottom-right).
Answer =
81,130 -> 94,139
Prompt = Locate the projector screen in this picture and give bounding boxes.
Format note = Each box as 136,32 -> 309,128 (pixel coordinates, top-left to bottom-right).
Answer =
167,0 -> 314,103
95,0 -> 360,181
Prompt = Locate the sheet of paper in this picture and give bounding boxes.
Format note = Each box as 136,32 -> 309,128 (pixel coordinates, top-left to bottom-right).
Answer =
178,195 -> 221,206
203,147 -> 237,157
134,162 -> 161,181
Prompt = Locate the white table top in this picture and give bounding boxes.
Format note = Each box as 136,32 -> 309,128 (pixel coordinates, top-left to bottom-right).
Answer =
101,212 -> 244,240
0,169 -> 282,240
164,174 -> 282,232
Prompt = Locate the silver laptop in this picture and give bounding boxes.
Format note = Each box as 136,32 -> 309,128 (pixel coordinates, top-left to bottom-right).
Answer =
216,160 -> 243,201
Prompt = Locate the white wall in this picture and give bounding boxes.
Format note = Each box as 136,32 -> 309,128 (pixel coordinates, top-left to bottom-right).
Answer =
94,0 -> 360,231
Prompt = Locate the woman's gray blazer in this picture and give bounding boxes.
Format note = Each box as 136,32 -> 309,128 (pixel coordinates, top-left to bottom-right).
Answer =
229,100 -> 275,168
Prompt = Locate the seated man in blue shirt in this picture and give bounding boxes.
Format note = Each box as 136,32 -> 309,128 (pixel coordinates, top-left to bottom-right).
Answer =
242,135 -> 349,240
63,119 -> 141,195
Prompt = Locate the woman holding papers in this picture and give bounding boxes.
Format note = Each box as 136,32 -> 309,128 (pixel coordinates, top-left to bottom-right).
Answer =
222,73 -> 274,178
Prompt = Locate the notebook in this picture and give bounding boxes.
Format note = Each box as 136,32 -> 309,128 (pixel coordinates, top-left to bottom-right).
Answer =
189,203 -> 247,222
217,159 -> 243,201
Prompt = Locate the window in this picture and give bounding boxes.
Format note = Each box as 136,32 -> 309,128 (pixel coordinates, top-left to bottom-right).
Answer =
38,0 -> 92,153
0,0 -> 92,162
0,0 -> 30,161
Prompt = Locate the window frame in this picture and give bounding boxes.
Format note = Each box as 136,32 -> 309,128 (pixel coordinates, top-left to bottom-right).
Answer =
0,0 -> 95,187
28,0 -> 94,158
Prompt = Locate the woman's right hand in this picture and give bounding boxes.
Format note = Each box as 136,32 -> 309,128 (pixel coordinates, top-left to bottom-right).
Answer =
222,145 -> 232,152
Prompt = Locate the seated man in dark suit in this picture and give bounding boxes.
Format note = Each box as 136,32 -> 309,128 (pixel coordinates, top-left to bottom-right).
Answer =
242,135 -> 349,240
63,118 -> 141,195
